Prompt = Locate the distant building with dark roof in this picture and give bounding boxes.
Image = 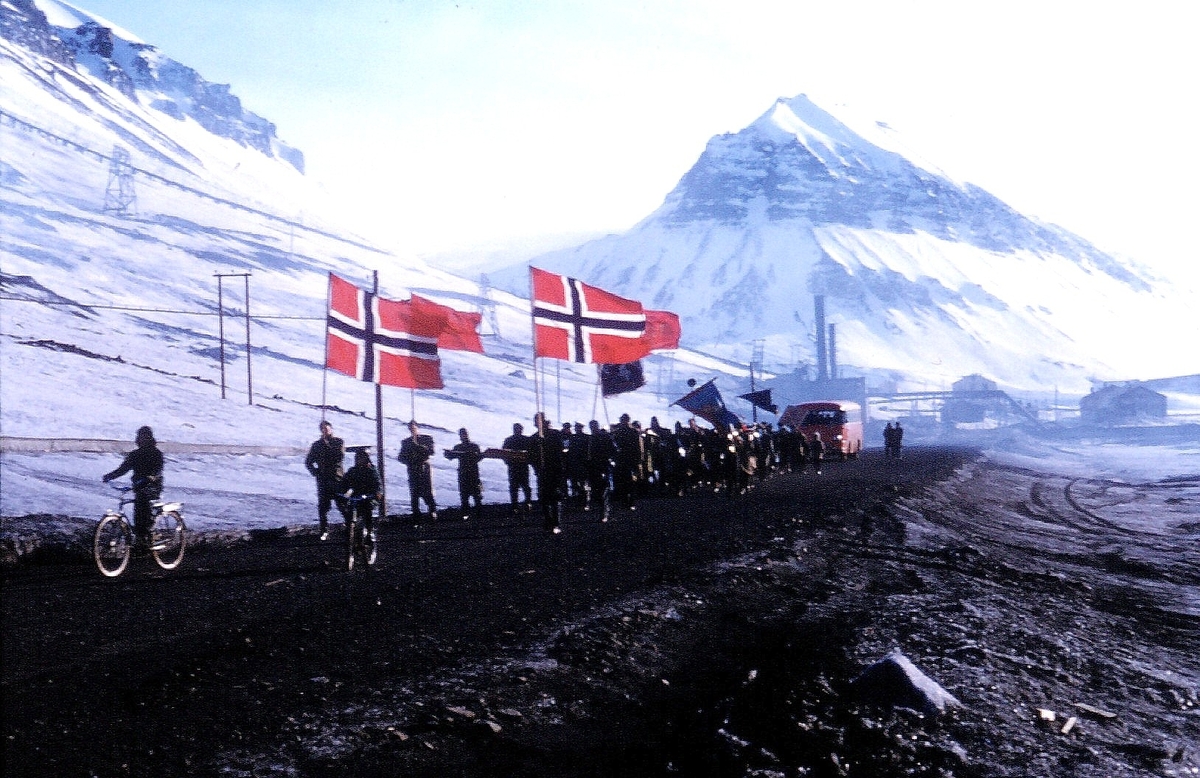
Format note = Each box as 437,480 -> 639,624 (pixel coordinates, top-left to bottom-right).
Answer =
952,374 -> 997,394
944,374 -> 1000,424
1079,384 -> 1167,425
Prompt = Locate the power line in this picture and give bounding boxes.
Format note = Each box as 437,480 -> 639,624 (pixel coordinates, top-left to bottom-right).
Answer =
0,296 -> 322,320
0,110 -> 387,255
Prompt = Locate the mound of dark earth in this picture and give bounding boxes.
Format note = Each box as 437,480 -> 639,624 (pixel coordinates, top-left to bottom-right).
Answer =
3,447 -> 1197,777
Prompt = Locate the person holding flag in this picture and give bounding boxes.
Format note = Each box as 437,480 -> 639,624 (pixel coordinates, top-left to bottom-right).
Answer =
399,421 -> 438,521
528,412 -> 564,533
444,427 -> 484,520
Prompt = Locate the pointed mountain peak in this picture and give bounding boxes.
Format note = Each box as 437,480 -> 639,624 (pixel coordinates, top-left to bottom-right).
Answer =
756,95 -> 860,152
747,93 -> 907,177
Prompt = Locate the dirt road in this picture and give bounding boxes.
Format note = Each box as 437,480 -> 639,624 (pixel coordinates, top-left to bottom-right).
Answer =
3,447 -> 1197,777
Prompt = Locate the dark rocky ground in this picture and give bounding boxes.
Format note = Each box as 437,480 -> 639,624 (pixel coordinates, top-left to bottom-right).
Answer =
2,446 -> 1198,777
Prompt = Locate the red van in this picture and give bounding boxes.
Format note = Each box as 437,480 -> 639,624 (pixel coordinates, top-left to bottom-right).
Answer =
779,401 -> 863,460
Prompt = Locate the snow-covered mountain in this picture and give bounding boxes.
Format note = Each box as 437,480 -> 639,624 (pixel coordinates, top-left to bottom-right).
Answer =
0,0 -> 720,472
505,95 -> 1198,393
4,0 -> 304,172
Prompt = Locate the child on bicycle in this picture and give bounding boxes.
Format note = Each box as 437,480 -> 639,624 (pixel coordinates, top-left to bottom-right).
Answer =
102,425 -> 163,547
339,449 -> 381,540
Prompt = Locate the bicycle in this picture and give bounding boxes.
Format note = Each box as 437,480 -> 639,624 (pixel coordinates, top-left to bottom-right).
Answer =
343,494 -> 377,571
94,484 -> 187,577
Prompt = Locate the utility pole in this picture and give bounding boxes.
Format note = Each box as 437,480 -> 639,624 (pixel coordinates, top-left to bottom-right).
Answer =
217,278 -> 226,399
214,272 -> 253,404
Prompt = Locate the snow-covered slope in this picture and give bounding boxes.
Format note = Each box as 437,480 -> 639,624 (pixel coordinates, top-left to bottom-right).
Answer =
508,95 -> 1197,393
22,0 -> 304,171
0,1 -> 719,464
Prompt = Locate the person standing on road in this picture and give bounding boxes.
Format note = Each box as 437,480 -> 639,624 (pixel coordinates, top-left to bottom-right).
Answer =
399,420 -> 438,521
102,425 -> 164,547
502,422 -> 532,515
893,421 -> 904,459
586,419 -> 614,520
529,412 -> 564,533
339,448 -> 381,540
611,413 -> 642,511
445,427 -> 484,520
809,432 -> 825,475
566,422 -> 590,507
304,420 -> 345,541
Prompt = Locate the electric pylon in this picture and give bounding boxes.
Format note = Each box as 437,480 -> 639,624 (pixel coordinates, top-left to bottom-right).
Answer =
478,274 -> 501,340
103,145 -> 137,216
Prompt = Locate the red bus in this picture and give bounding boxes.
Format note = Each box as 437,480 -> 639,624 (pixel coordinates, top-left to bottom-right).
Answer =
779,401 -> 863,460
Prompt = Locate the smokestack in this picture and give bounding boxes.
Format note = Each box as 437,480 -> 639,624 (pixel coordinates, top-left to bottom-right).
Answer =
828,322 -> 838,380
815,295 -> 828,381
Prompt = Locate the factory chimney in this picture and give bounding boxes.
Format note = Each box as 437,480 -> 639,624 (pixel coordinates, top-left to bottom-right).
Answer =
815,294 -> 828,381
828,322 -> 838,380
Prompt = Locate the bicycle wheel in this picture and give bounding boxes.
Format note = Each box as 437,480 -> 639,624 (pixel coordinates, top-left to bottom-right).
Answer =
345,519 -> 356,571
365,530 -> 377,566
94,514 -> 132,577
151,510 -> 186,570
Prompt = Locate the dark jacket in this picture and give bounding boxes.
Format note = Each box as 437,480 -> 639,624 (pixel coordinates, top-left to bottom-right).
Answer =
305,435 -> 345,484
339,462 -> 381,500
399,434 -> 436,472
446,441 -> 483,487
501,433 -> 530,471
528,427 -> 564,480
104,444 -> 164,491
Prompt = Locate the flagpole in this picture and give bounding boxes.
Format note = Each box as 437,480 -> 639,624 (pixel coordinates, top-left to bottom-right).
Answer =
749,361 -> 757,424
321,273 -> 331,418
591,373 -> 600,422
555,360 -> 561,423
529,266 -> 542,419
373,270 -> 387,519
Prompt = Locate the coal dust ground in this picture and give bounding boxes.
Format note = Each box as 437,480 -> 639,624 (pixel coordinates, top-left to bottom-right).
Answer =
2,446 -> 1198,777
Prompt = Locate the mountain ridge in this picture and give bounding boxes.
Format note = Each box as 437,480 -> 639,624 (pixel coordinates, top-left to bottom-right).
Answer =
501,94 -> 1187,393
5,0 -> 304,172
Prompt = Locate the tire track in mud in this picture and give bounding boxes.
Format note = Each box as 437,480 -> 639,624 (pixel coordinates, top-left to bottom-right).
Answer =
909,461 -> 1200,648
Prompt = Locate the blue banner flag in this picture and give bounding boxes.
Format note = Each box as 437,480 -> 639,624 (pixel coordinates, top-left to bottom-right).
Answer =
671,379 -> 741,429
738,389 -> 778,415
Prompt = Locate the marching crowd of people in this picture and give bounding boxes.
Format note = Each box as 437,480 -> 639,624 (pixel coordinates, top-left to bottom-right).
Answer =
304,412 -> 843,537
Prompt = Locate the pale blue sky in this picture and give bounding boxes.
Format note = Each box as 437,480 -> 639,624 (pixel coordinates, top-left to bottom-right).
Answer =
72,1 -> 1199,277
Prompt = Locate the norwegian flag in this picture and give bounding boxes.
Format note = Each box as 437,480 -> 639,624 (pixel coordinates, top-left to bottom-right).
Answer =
325,274 -> 443,389
532,267 -> 671,364
411,294 -> 484,353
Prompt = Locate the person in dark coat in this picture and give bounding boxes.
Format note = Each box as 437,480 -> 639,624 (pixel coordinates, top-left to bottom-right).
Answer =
398,420 -> 437,520
611,413 -> 642,510
586,419 -> 614,520
338,448 -> 381,538
566,422 -> 591,507
528,412 -> 564,533
445,427 -> 484,519
304,419 -> 345,540
809,432 -> 825,475
502,422 -> 532,515
102,425 -> 164,545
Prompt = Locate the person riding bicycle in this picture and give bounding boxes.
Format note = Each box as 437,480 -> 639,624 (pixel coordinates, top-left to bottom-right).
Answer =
339,449 -> 381,541
102,425 -> 163,547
